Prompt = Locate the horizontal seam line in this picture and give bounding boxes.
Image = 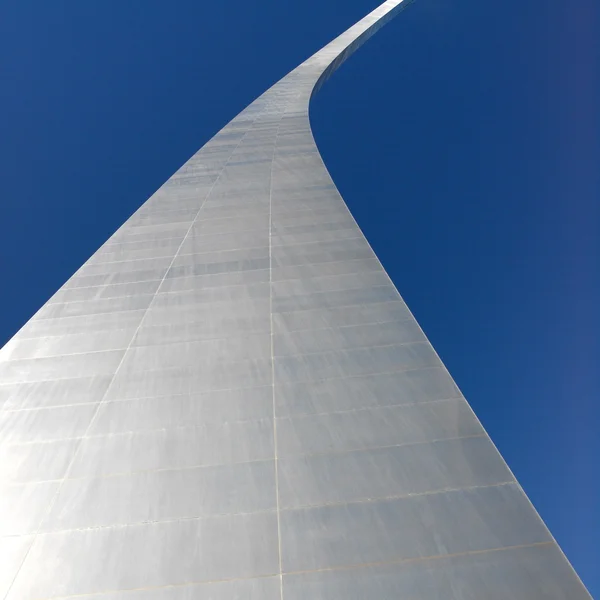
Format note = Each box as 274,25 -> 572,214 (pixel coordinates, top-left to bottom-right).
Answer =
3,482 -> 518,538
1,430 -> 479,463
0,433 -> 487,484
282,541 -> 556,578
50,271 -> 271,296
1,318 -> 417,362
0,339 -> 432,381
12,543 -> 556,600
0,365 -> 451,405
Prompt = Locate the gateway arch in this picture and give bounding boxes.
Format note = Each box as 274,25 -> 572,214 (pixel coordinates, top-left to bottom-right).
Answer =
0,1 -> 590,598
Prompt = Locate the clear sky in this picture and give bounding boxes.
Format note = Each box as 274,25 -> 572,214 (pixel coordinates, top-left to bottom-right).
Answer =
1,0 -> 598,594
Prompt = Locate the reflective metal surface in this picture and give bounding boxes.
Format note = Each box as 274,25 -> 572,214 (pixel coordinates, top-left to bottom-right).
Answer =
0,1 -> 591,597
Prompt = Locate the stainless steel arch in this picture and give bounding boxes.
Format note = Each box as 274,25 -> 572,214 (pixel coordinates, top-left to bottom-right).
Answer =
0,1 -> 590,598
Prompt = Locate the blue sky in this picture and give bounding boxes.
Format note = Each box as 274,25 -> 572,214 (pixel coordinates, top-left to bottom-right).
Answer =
1,0 -> 598,593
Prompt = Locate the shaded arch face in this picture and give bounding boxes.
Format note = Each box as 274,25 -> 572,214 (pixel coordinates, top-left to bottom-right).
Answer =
0,1 -> 590,599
